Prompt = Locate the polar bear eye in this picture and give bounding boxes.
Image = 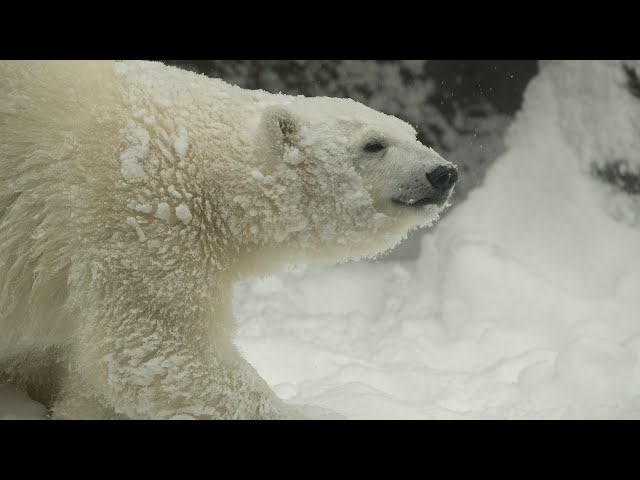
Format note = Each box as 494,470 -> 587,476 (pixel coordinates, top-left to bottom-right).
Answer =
363,141 -> 386,153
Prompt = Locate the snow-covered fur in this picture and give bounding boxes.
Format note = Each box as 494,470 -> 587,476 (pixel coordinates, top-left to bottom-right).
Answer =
0,61 -> 455,419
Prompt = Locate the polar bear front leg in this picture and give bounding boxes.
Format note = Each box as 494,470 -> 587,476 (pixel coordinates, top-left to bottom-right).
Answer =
52,376 -> 127,420
53,313 -> 298,420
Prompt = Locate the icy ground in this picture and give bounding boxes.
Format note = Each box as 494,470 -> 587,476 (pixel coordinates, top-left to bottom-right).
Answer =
2,60 -> 640,419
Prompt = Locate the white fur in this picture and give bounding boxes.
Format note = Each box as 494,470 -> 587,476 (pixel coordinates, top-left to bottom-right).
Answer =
0,60 -> 453,419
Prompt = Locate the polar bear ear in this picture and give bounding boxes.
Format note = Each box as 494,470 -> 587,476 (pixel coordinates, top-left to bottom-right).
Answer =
259,106 -> 301,158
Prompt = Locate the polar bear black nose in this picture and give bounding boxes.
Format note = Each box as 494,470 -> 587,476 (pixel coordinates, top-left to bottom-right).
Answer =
427,166 -> 458,190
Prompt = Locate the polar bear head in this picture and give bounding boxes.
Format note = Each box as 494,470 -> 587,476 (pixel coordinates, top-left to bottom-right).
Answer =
243,96 -> 458,266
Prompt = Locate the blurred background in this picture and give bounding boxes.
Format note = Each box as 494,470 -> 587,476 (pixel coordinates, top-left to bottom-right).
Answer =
163,60 -> 539,260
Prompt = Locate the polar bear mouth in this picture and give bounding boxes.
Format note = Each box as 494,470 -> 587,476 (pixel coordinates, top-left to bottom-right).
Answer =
392,195 -> 448,207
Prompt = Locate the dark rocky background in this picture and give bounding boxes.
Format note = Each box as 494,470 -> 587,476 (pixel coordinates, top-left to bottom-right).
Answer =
162,60 -> 539,260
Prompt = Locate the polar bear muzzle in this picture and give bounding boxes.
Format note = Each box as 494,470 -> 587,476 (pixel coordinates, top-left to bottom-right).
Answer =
392,164 -> 458,207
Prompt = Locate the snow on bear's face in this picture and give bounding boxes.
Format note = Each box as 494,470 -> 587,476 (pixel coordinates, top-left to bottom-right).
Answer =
249,97 -> 457,263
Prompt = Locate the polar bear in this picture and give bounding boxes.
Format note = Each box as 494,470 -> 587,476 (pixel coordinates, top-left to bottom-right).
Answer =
0,60 -> 457,419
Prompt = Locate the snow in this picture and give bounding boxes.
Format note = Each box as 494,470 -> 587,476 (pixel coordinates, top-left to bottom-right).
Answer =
175,204 -> 192,225
120,150 -> 148,182
155,202 -> 171,221
250,169 -> 265,181
120,126 -> 150,182
168,185 -> 182,199
129,201 -> 152,214
126,217 -> 146,242
2,60 -> 640,419
174,133 -> 189,156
